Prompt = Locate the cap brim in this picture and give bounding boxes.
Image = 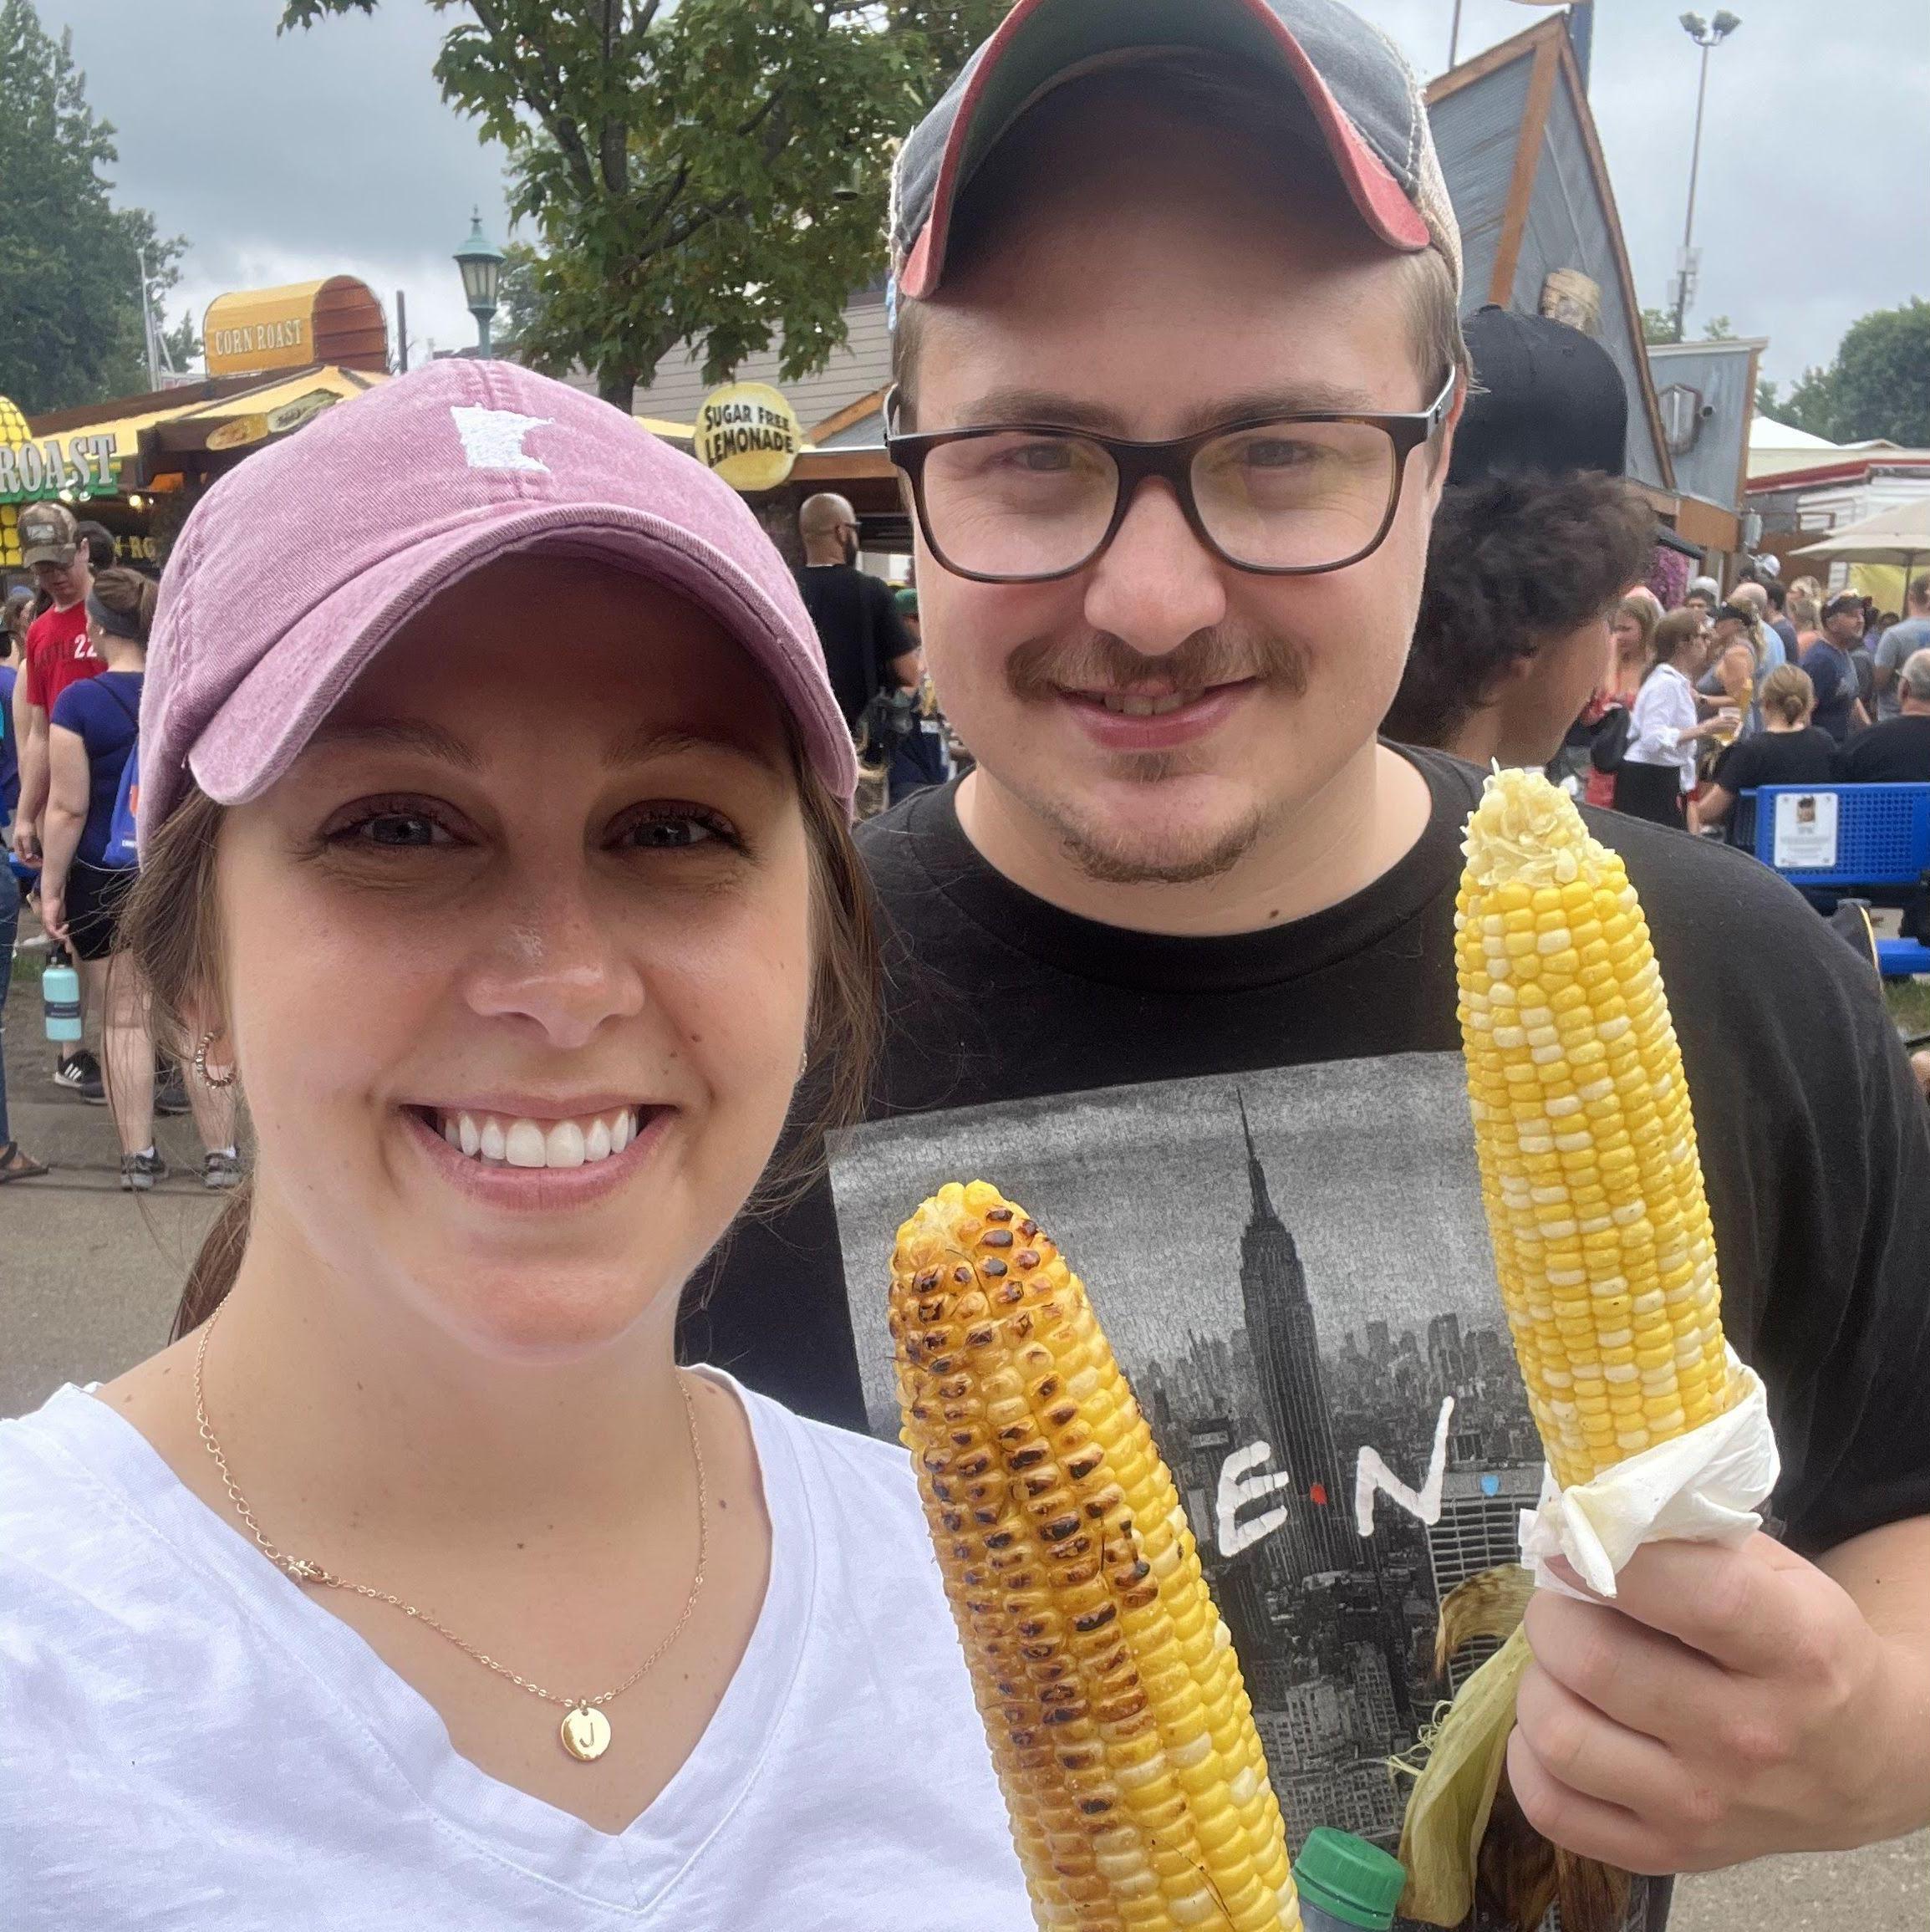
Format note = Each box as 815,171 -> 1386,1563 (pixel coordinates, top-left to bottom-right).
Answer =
899,0 -> 1429,301
21,546 -> 75,568
182,500 -> 858,823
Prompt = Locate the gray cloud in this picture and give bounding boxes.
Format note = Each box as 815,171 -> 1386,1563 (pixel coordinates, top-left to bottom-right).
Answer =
40,0 -> 513,364
40,0 -> 1929,394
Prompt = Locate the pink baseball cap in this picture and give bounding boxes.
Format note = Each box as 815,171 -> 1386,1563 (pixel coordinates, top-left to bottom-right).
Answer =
138,359 -> 856,855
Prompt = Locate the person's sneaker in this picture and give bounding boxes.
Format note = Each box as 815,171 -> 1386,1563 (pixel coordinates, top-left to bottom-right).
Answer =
53,1048 -> 106,1104
155,1063 -> 191,1116
201,1150 -> 243,1191
120,1149 -> 169,1191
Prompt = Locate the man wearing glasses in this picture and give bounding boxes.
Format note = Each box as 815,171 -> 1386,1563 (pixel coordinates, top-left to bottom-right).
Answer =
693,1 -> 1930,1914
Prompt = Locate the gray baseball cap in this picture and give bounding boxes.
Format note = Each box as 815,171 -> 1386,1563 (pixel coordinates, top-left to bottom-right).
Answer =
889,0 -> 1460,308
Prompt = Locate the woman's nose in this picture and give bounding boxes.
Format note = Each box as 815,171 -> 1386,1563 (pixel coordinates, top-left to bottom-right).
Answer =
461,873 -> 646,1048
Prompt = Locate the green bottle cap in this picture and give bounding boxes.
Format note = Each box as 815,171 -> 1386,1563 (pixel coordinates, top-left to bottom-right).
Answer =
1291,1827 -> 1408,1930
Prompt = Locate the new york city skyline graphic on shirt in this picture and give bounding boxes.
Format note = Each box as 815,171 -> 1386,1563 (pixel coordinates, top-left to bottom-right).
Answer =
829,1052 -> 1556,1888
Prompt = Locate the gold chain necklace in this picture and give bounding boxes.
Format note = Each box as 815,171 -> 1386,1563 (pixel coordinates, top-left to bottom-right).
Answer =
193,1301 -> 707,1764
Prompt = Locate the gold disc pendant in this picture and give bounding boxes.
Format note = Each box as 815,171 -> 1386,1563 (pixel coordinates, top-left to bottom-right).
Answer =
559,1705 -> 612,1762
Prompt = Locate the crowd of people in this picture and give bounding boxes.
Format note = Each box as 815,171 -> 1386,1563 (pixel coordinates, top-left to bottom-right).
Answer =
0,3 -> 1927,1925
2,502 -> 243,1185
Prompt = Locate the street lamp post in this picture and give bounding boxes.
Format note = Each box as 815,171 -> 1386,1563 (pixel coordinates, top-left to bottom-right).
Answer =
1673,11 -> 1740,342
453,209 -> 506,359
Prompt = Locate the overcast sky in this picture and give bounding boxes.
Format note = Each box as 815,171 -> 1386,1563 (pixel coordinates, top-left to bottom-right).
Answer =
37,0 -> 1929,394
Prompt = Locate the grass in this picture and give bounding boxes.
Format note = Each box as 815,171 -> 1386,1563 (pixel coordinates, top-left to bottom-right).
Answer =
1887,976 -> 1930,1043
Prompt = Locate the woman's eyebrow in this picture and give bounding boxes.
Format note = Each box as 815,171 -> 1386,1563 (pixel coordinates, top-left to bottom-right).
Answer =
605,725 -> 782,773
304,718 -> 481,769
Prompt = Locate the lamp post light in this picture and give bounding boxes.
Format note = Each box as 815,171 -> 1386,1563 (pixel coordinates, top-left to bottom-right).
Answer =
453,209 -> 506,359
1673,11 -> 1740,342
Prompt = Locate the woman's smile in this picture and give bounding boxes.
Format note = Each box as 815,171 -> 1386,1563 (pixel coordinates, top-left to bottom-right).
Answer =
400,1099 -> 675,1212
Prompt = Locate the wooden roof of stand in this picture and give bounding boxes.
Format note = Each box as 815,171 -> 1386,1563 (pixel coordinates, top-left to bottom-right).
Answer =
1427,17 -> 1678,503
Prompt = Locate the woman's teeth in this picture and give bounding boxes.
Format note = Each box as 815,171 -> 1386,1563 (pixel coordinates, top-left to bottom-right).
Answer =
435,1109 -> 638,1169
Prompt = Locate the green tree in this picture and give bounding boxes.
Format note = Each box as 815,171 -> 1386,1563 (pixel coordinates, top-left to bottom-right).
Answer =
283,0 -> 1006,409
0,0 -> 186,411
1777,364 -> 1839,439
1817,298 -> 1930,446
1641,306 -> 1681,347
160,307 -> 202,375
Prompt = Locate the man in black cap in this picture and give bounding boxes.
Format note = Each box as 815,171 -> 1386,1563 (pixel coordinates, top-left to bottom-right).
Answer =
695,1 -> 1930,1910
1801,591 -> 1873,743
1383,305 -> 1657,769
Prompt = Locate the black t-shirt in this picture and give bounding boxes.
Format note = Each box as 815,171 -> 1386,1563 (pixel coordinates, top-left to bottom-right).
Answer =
684,747 -> 1930,1922
795,563 -> 914,730
1710,726 -> 1841,823
1840,714 -> 1930,783
1800,641 -> 1860,742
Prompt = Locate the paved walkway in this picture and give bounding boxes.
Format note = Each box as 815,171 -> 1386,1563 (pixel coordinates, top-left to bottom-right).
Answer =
1,948 -> 1924,1923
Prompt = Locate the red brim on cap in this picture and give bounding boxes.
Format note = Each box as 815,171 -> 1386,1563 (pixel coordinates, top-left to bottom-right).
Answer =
175,502 -> 858,833
899,0 -> 1430,302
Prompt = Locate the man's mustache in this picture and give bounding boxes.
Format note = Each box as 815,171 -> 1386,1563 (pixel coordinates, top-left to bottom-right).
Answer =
1006,625 -> 1311,703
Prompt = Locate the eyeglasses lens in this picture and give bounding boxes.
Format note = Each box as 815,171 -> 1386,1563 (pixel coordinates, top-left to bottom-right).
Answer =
919,432 -> 1117,580
1191,421 -> 1398,571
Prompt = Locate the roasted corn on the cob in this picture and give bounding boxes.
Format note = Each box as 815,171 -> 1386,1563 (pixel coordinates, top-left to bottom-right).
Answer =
891,1181 -> 1297,1932
1454,767 -> 1737,1490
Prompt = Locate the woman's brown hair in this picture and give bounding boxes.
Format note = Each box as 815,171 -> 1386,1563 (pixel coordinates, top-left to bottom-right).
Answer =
1759,664 -> 1815,727
89,567 -> 158,641
1647,608 -> 1705,672
120,745 -> 880,1341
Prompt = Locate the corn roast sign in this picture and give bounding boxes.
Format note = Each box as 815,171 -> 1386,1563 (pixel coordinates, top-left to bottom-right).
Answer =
695,382 -> 802,492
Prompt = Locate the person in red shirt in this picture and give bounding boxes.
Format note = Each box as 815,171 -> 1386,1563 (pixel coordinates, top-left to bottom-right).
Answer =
10,501 -> 104,1095
12,502 -> 101,871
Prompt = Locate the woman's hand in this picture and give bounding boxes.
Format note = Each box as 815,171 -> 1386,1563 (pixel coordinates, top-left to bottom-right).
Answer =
38,879 -> 68,945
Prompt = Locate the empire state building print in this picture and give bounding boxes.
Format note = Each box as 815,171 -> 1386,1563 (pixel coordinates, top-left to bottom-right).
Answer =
1235,1093 -> 1355,1581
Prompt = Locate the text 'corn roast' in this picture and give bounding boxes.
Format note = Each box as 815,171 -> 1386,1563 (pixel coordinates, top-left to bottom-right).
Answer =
891,1181 -> 1298,1932
1455,767 -> 1738,1489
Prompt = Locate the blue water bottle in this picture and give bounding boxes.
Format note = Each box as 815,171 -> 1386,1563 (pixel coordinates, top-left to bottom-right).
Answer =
1291,1827 -> 1408,1932
42,953 -> 82,1044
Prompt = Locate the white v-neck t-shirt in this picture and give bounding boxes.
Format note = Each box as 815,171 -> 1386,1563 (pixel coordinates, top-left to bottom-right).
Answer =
0,1375 -> 1032,1929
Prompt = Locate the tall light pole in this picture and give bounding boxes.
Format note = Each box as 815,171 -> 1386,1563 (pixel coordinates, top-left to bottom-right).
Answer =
453,210 -> 506,360
1673,11 -> 1740,342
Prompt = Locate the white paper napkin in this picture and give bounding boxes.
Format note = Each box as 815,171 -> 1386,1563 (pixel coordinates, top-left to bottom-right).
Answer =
1519,1353 -> 1780,1599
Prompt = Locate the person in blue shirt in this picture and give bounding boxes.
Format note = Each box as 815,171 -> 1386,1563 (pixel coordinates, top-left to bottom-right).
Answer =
1800,590 -> 1874,744
0,584 -> 47,1181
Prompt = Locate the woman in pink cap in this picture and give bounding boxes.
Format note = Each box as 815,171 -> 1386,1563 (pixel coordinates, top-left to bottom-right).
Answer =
0,363 -> 1031,1929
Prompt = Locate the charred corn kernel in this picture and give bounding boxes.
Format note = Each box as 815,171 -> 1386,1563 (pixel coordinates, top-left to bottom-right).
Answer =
1455,769 -> 1737,1489
892,1181 -> 1298,1932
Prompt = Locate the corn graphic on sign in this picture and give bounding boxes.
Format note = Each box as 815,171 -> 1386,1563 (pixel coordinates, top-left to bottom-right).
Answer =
1454,768 -> 1738,1491
892,1182 -> 1299,1932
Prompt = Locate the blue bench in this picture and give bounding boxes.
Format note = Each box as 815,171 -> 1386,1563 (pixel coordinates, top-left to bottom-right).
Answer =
1742,782 -> 1930,977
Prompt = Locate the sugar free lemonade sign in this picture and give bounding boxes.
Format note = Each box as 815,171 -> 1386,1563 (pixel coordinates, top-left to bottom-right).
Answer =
695,382 -> 801,492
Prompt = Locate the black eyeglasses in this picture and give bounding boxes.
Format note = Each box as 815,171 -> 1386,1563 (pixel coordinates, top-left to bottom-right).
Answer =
884,373 -> 1455,584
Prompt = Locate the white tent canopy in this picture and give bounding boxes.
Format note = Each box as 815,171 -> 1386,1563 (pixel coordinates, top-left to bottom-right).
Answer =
1788,497 -> 1930,566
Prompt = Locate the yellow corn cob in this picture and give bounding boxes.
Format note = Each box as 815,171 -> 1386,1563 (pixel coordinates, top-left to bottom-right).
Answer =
891,1181 -> 1298,1932
1454,767 -> 1737,1490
